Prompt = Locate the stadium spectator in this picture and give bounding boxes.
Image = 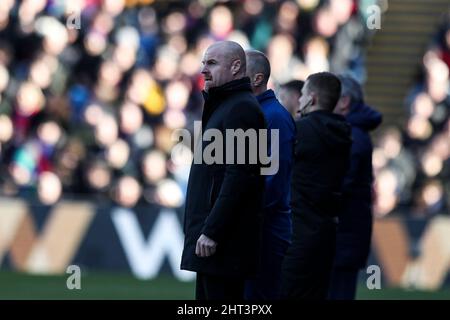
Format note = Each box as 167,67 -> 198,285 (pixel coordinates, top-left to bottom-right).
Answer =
0,0 -> 377,209
372,13 -> 450,218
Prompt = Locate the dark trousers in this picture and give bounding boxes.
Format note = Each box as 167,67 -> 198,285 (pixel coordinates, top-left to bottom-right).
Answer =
328,267 -> 359,300
196,273 -> 245,300
244,230 -> 290,300
280,212 -> 337,300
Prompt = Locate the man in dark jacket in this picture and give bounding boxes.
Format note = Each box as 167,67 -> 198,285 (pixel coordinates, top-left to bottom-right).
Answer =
280,72 -> 352,300
180,41 -> 266,300
328,75 -> 382,300
244,50 -> 296,300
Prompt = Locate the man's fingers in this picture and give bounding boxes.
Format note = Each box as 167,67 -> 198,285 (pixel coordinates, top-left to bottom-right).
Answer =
200,243 -> 206,257
195,235 -> 217,257
198,244 -> 211,257
206,245 -> 213,257
201,241 -> 207,257
195,241 -> 201,256
204,243 -> 216,257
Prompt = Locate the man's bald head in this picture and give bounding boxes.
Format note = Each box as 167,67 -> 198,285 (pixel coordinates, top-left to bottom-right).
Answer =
210,41 -> 247,74
200,41 -> 247,92
245,50 -> 271,95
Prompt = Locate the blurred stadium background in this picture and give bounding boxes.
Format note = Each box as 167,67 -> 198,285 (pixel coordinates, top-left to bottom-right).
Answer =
0,0 -> 450,299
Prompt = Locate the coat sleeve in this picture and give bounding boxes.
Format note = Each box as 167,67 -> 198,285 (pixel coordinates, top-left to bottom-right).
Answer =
342,127 -> 368,192
200,102 -> 265,243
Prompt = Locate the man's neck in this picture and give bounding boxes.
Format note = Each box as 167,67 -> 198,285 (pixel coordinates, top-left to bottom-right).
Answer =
253,85 -> 267,96
308,105 -> 329,114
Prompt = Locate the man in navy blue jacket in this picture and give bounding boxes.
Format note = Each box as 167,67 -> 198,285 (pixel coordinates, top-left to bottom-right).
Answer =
244,50 -> 296,300
329,74 -> 382,300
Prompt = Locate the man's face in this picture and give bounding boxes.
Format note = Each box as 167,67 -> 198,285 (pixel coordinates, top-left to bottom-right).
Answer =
201,46 -> 233,92
334,95 -> 350,116
278,88 -> 301,116
298,81 -> 313,116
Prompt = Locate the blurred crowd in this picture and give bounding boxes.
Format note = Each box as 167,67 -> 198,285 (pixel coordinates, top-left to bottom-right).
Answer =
2,0 -> 447,218
372,13 -> 450,218
0,0 -> 379,208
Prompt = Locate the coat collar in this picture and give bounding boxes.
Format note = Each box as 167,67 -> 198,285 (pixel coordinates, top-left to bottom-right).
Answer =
201,77 -> 253,127
256,89 -> 276,105
202,77 -> 252,104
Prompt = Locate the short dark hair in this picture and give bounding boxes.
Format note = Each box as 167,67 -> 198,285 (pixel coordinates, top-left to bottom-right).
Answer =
246,50 -> 271,85
306,72 -> 341,111
280,80 -> 304,95
338,74 -> 364,105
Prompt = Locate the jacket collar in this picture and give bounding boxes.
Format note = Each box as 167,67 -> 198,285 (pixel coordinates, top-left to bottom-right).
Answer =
202,77 -> 252,104
201,77 -> 252,127
256,89 -> 276,105
346,102 -> 383,131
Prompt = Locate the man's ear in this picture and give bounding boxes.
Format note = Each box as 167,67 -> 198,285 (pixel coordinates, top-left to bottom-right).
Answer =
231,59 -> 241,75
310,91 -> 318,106
342,95 -> 351,112
253,73 -> 264,87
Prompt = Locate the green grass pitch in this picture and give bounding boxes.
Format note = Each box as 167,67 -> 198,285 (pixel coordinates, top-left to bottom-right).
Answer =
0,271 -> 449,300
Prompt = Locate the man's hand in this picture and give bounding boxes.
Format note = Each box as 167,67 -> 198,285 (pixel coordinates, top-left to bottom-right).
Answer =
195,234 -> 217,257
